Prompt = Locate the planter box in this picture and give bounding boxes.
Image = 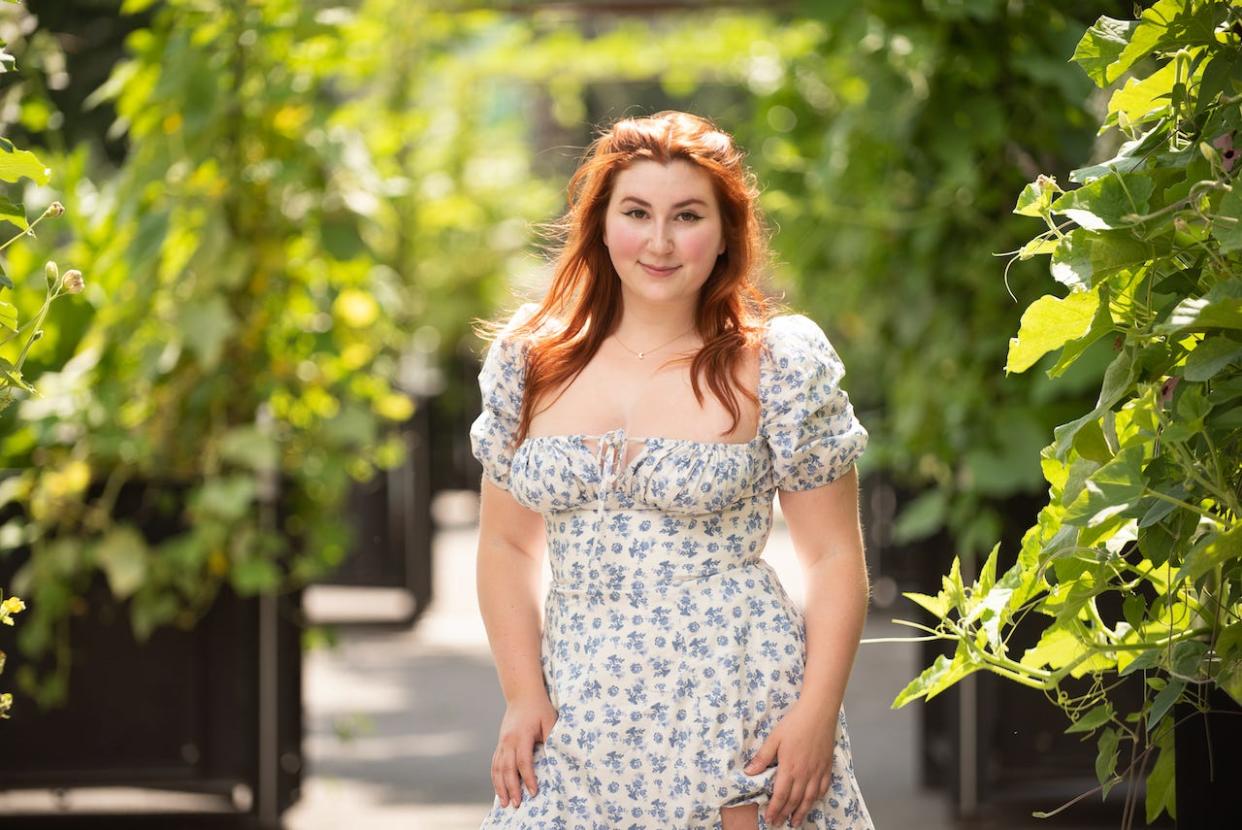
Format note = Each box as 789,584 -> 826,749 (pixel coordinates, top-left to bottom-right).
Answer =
315,401 -> 434,627
0,477 -> 302,828
1175,683 -> 1242,828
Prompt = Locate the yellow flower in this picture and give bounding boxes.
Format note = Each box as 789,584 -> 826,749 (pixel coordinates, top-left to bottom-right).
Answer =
1,596 -> 24,621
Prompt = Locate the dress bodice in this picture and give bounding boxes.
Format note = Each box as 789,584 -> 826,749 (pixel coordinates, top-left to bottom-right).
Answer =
470,302 -> 869,516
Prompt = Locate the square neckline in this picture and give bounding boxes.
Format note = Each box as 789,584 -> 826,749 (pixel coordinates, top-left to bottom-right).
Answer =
521,316 -> 780,450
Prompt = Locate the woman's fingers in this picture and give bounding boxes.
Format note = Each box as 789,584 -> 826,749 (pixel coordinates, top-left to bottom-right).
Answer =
790,779 -> 820,826
516,742 -> 538,797
490,748 -> 508,806
780,780 -> 806,826
496,744 -> 523,806
493,734 -> 542,808
765,768 -> 792,825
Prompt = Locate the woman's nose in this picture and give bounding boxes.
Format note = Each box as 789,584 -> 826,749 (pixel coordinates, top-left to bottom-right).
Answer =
648,223 -> 674,251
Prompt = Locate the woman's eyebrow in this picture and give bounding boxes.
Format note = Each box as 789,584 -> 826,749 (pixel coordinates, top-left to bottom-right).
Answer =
619,196 -> 707,208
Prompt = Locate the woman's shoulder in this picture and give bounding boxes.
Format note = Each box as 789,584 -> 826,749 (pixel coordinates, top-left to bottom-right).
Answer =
761,313 -> 839,366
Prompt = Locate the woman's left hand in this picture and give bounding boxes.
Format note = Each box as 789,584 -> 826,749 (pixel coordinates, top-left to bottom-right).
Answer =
743,699 -> 838,827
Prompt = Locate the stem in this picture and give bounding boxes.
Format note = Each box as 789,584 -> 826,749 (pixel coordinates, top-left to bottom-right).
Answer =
1144,484 -> 1226,527
0,205 -> 58,256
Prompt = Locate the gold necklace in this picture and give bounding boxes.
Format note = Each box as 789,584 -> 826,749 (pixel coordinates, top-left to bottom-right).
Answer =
612,325 -> 697,360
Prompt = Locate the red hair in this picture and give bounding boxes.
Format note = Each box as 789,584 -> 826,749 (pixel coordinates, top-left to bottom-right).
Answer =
476,110 -> 787,446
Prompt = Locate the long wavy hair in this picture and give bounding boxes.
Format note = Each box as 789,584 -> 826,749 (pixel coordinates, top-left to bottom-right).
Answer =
475,110 -> 787,446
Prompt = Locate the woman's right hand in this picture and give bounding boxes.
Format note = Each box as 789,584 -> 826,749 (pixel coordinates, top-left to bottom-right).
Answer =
491,695 -> 558,808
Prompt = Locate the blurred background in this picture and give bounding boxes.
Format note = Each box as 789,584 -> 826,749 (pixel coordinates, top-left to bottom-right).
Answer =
0,0 -> 1179,828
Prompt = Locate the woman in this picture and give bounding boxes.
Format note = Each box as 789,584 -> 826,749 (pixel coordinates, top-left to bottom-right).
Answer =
470,110 -> 874,830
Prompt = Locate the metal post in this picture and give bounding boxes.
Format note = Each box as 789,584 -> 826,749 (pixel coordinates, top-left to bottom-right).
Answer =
256,403 -> 279,826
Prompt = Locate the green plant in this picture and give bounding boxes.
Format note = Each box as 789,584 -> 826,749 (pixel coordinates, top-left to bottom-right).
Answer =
0,0 -> 81,412
0,588 -> 25,718
891,1 -> 1242,826
0,0 -> 417,708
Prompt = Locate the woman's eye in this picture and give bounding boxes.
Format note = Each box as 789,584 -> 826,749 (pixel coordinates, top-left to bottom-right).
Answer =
623,209 -> 702,221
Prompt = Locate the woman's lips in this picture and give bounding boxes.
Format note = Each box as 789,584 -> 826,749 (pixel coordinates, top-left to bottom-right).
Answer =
640,263 -> 680,276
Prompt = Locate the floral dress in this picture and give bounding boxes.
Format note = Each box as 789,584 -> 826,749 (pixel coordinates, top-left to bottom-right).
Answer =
470,304 -> 874,830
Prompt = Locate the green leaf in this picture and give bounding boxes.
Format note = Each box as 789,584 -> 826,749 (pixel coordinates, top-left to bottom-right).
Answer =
0,138 -> 49,185
1148,676 -> 1185,733
1217,653 -> 1242,708
189,475 -> 257,522
1175,523 -> 1242,584
1052,347 -> 1140,460
892,650 -> 976,708
94,525 -> 149,600
1072,16 -> 1139,87
1120,646 -> 1162,676
1066,702 -> 1113,734
1013,176 -> 1060,217
943,555 -> 965,613
1006,287 -> 1100,374
177,296 -> 238,370
1063,444 -> 1145,528
1145,729 -> 1177,822
218,426 -> 280,471
1049,173 -> 1153,231
231,557 -> 281,595
1095,727 -> 1120,797
130,588 -> 180,641
891,489 -> 947,543
1070,122 -> 1165,183
1157,277 -> 1242,332
1114,0 -> 1202,87
0,299 -> 17,333
0,196 -> 27,231
1123,594 -> 1146,630
1213,185 -> 1242,253
1048,230 -> 1152,291
1021,627 -> 1088,672
903,590 -> 950,620
1184,335 -> 1242,381
1106,60 -> 1177,127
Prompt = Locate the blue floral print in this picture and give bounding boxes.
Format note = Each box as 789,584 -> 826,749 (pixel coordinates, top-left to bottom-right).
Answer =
471,303 -> 873,830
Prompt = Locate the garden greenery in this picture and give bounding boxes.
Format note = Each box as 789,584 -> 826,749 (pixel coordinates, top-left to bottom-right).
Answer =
893,1 -> 1242,825
0,0 -> 420,707
0,0 -> 66,718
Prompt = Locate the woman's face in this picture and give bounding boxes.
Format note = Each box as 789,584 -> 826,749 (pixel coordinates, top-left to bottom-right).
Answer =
601,159 -> 727,307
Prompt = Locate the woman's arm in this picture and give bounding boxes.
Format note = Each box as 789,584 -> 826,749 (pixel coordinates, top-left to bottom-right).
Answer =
744,465 -> 870,827
477,478 -> 548,701
476,478 -> 556,808
781,463 -> 869,718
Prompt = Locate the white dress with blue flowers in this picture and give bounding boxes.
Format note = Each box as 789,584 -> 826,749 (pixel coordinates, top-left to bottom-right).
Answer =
470,304 -> 874,830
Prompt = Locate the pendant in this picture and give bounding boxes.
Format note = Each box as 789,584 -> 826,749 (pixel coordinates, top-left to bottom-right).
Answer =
637,352 -> 645,359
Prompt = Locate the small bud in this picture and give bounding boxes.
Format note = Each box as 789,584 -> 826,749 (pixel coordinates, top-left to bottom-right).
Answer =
45,261 -> 58,283
1212,132 -> 1237,173
1160,376 -> 1180,408
47,201 -> 64,217
63,269 -> 84,294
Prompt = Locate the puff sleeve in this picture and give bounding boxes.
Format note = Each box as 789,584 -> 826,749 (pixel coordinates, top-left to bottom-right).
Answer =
762,314 -> 869,491
468,303 -> 538,491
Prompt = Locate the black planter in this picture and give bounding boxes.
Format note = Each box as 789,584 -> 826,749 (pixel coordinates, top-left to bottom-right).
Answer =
318,398 -> 434,625
1174,683 -> 1242,828
0,476 -> 303,828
